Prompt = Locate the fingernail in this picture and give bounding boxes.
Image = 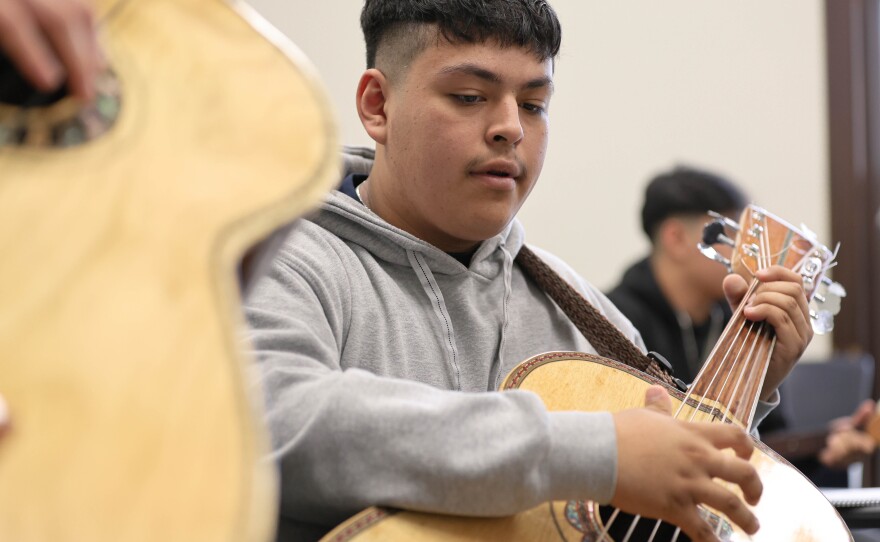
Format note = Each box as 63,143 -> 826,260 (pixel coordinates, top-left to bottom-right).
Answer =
645,385 -> 664,402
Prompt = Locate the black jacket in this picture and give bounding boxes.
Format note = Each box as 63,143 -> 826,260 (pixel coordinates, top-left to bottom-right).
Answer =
606,257 -> 730,382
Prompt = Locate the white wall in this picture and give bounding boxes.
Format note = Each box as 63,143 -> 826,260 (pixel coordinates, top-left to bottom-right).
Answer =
248,0 -> 832,357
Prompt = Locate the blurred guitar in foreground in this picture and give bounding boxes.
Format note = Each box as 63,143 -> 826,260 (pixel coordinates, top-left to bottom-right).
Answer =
0,0 -> 338,540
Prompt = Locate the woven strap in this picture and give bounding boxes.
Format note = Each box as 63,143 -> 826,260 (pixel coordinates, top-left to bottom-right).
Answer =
515,245 -> 675,386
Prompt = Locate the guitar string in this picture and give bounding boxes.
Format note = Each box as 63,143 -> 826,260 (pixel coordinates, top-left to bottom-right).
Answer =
595,507 -> 620,541
715,217 -> 776,538
620,291 -> 760,542
663,214 -> 813,540
624,314 -> 758,542
713,322 -> 763,541
640,216 -> 766,541
618,212 -> 810,542
622,512 -> 641,541
710,214 -> 773,539
638,214 -> 773,541
632,292 -> 760,542
641,320 -> 761,542
713,320 -> 763,426
724,214 -> 775,433
711,213 -> 775,540
648,520 -> 662,540
687,212 -> 771,431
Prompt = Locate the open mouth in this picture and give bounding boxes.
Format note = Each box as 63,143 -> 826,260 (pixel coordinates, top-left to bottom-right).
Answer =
471,159 -> 522,186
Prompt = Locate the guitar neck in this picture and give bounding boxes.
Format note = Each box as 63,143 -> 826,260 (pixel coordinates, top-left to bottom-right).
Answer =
687,297 -> 775,429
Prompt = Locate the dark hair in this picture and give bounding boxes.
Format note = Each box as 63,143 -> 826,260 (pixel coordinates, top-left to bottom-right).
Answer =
641,165 -> 749,241
360,0 -> 562,71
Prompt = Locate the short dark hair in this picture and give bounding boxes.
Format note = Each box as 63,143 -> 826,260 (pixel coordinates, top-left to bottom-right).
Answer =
360,0 -> 562,78
641,165 -> 749,241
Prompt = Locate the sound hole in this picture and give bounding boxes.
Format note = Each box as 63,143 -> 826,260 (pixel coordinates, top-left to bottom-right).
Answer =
595,505 -> 692,541
566,501 -> 733,542
0,53 -> 67,107
0,53 -> 121,149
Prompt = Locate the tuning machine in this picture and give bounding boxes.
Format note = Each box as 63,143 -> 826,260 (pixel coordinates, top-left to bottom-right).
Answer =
809,276 -> 847,334
698,211 -> 740,271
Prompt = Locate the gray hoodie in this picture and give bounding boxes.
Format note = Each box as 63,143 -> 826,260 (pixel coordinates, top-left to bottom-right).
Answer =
244,149 -> 770,541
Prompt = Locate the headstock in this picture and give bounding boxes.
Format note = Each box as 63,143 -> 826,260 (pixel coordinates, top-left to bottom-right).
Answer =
699,204 -> 845,334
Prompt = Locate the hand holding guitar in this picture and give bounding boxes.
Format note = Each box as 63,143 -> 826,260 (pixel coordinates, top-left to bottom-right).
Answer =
612,385 -> 762,542
722,265 -> 813,401
0,0 -> 103,100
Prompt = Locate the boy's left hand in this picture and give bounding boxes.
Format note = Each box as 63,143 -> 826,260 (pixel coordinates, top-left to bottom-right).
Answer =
722,266 -> 813,401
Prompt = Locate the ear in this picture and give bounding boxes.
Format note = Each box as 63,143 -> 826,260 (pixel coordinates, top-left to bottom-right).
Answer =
356,68 -> 391,145
656,218 -> 692,260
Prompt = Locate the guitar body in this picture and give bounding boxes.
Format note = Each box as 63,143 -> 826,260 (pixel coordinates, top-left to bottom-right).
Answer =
0,0 -> 338,540
324,352 -> 853,541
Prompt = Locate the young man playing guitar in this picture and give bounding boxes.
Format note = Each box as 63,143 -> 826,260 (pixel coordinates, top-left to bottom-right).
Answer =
241,2 -> 813,541
1,1 -> 814,541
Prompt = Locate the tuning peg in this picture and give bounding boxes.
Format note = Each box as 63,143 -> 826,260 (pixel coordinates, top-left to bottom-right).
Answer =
822,278 -> 847,298
812,279 -> 845,316
708,211 -> 741,232
810,309 -> 835,334
813,292 -> 842,316
701,221 -> 736,248
803,256 -> 824,276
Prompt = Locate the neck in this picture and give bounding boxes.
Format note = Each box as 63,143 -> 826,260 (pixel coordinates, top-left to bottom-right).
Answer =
360,157 -> 481,253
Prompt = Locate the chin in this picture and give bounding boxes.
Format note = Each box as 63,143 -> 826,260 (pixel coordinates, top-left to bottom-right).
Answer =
461,218 -> 515,243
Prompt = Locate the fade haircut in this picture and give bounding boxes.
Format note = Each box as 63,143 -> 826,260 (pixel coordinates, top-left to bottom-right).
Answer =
360,0 -> 562,82
641,165 -> 749,242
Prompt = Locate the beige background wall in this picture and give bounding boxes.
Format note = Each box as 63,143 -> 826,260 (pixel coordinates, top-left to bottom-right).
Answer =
248,0 -> 832,358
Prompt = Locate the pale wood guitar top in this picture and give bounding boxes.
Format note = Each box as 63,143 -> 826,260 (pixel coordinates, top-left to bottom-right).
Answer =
0,0 -> 338,540
324,353 -> 853,541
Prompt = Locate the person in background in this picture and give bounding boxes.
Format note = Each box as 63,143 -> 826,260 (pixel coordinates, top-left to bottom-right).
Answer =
607,165 -> 745,382
607,164 -> 877,485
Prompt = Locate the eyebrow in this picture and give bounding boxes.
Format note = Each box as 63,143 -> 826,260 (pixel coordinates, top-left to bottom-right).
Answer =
437,63 -> 554,92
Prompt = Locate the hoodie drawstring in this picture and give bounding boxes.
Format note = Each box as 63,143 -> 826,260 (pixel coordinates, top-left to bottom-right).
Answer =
407,249 -> 462,390
491,245 -> 514,390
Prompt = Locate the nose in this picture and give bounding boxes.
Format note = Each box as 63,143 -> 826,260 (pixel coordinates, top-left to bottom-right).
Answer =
486,97 -> 523,146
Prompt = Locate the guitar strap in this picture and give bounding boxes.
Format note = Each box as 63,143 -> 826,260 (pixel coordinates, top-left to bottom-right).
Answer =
515,244 -> 675,386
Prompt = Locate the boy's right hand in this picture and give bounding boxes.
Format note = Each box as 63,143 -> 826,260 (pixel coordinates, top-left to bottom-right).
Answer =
0,0 -> 103,101
611,385 -> 762,542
